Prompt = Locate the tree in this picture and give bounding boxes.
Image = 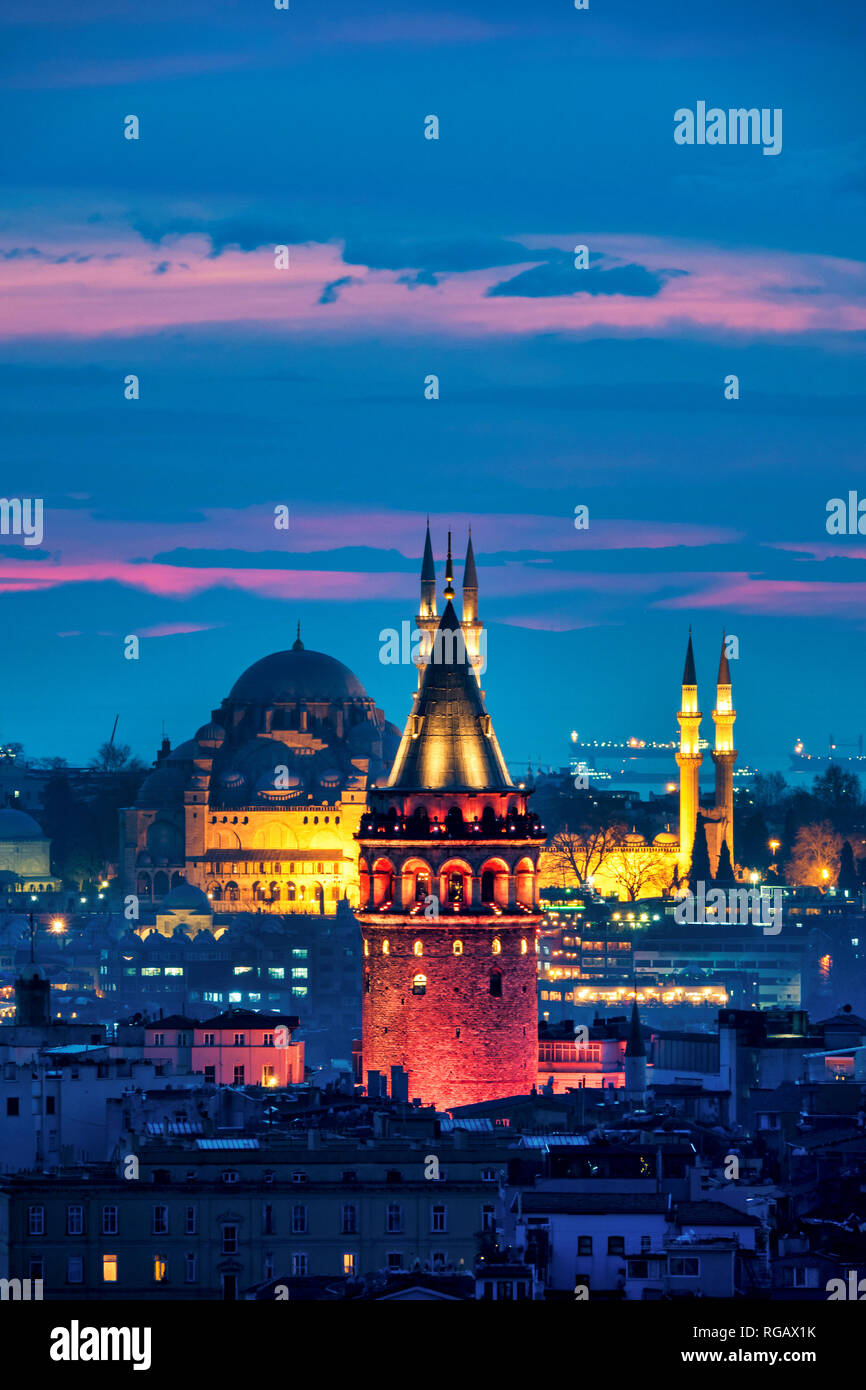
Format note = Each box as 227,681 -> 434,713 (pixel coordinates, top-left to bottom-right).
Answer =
546,823 -> 627,888
813,764 -> 862,831
605,850 -> 677,902
839,840 -> 860,895
752,772 -> 787,809
785,821 -> 843,888
90,741 -> 144,774
715,839 -> 736,887
689,816 -> 712,890
738,808 -> 771,873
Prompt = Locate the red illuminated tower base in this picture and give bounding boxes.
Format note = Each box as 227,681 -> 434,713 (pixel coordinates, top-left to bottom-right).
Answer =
356,527 -> 543,1110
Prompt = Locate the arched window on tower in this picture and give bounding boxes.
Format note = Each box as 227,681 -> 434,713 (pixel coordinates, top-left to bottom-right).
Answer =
447,872 -> 465,904
287,883 -> 296,902
491,937 -> 502,955
412,973 -> 427,996
489,969 -> 503,998
363,939 -> 370,957
414,870 -> 430,903
364,971 -> 371,993
413,940 -> 423,957
452,940 -> 463,956
382,939 -> 390,955
520,938 -> 528,954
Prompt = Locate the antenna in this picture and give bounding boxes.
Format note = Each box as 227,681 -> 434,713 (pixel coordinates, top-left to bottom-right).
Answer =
109,714 -> 119,748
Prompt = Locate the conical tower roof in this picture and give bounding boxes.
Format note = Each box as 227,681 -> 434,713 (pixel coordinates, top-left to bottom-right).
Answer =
387,600 -> 513,791
625,999 -> 646,1058
463,530 -> 478,591
717,632 -> 731,686
682,630 -> 697,686
421,519 -> 436,587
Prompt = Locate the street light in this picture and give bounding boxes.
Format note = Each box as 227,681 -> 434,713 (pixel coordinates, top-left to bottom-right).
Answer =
50,919 -> 66,934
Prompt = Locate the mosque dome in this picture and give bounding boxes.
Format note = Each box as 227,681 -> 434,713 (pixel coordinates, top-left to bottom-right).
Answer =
196,722 -> 225,744
0,809 -> 45,840
159,882 -> 212,913
229,639 -> 368,704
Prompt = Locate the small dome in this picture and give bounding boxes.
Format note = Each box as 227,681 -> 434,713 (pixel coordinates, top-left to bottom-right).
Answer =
0,809 -> 45,840
624,833 -> 646,845
229,647 -> 368,703
196,722 -> 225,744
653,832 -> 678,845
165,739 -> 201,762
159,882 -> 212,913
137,767 -> 187,808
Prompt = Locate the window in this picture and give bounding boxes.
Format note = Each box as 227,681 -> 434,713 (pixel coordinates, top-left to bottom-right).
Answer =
152,1032 -> 165,1046
234,1033 -> 245,1046
481,1168 -> 497,1182
28,1206 -> 44,1236
221,1170 -> 239,1185
431,1204 -> 447,1233
453,940 -> 463,955
412,973 -> 427,996
185,1254 -> 197,1284
387,1252 -> 403,1270
269,968 -> 285,979
489,969 -> 502,998
203,1032 -> 215,1046
640,1235 -> 651,1254
607,1237 -> 625,1256
481,1205 -> 496,1232
262,1064 -> 275,1085
669,1256 -> 700,1277
491,937 -> 501,954
222,1224 -> 238,1254
292,1253 -> 308,1276
45,1096 -> 55,1115
432,1252 -> 447,1272
292,1204 -> 307,1234
185,1205 -> 197,1235
204,1066 -> 216,1084
343,1252 -> 357,1277
6,1097 -> 19,1116
413,940 -> 423,957
165,967 -> 183,976
67,1256 -> 84,1284
103,1254 -> 117,1283
578,1236 -> 593,1257
342,1204 -> 357,1235
386,1203 -> 403,1233
783,1266 -> 818,1289
233,1065 -> 245,1085
28,1258 -> 44,1282
154,1256 -> 167,1283
382,939 -> 390,955
291,1171 -> 309,1184
153,1205 -> 168,1235
263,1033 -> 274,1047
66,1205 -> 84,1236
263,1204 -> 274,1235
102,1205 -> 118,1236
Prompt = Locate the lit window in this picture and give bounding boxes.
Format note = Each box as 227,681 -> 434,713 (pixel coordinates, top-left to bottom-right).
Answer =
412,973 -> 427,996
453,940 -> 463,956
103,1255 -> 117,1283
343,1252 -> 357,1277
165,967 -> 183,976
269,967 -> 285,979
382,939 -> 390,955
141,967 -> 161,977
291,967 -> 308,979
154,1257 -> 167,1282
520,938 -> 528,954
233,966 -> 253,975
413,940 -> 423,957
363,940 -> 370,957
492,938 -> 501,955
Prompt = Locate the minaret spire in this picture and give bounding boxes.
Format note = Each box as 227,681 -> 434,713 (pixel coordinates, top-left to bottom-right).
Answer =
444,530 -> 455,600
420,518 -> 437,620
711,630 -> 737,868
461,527 -> 482,685
675,629 -> 703,877
292,621 -> 304,652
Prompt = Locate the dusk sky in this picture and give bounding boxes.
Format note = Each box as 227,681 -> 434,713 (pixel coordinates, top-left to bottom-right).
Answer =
1,0 -> 864,776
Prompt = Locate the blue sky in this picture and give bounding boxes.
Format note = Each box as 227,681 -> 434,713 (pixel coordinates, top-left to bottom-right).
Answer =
0,0 -> 864,776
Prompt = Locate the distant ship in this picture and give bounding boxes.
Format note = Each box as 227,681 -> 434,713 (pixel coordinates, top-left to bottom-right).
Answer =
790,735 -> 866,773
568,733 -> 755,791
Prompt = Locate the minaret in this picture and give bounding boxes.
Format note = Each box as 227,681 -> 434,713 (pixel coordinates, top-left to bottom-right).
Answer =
711,633 -> 737,863
415,519 -> 439,687
461,529 -> 483,685
623,999 -> 647,1105
675,630 -> 703,871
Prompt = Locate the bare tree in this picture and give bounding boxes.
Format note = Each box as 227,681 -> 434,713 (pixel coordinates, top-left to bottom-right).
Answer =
546,823 -> 628,887
785,821 -> 843,888
606,850 -> 677,902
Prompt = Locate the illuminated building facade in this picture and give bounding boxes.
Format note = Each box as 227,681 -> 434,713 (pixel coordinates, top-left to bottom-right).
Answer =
121,631 -> 400,914
356,526 -> 544,1109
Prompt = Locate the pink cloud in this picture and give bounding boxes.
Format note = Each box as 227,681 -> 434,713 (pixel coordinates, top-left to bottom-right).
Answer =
0,228 -> 863,342
657,574 -> 866,617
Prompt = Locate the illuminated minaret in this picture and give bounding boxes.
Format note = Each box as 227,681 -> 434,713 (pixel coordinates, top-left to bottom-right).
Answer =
675,630 -> 703,867
711,633 -> 737,862
415,518 -> 439,687
461,529 -> 483,685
